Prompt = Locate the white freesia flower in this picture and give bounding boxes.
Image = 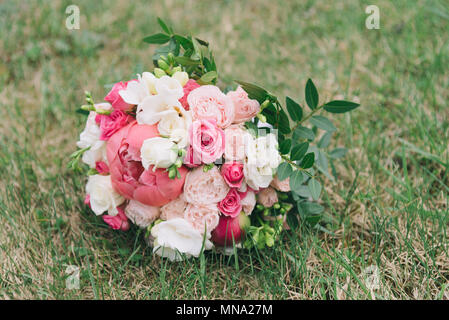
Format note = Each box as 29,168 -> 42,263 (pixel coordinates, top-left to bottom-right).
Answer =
136,94 -> 184,125
155,75 -> 184,103
119,72 -> 156,105
151,218 -> 213,261
140,137 -> 178,169
172,71 -> 189,86
157,108 -> 192,148
85,174 -> 125,216
76,111 -> 107,168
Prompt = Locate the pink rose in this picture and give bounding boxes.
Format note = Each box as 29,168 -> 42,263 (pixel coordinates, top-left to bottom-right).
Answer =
221,161 -> 244,188
188,85 -> 235,128
102,207 -> 130,231
179,79 -> 200,110
160,194 -> 187,220
96,110 -> 132,141
183,145 -> 201,168
218,188 -> 243,218
227,86 -> 260,123
107,121 -> 187,207
240,191 -> 256,215
189,119 -> 225,164
224,125 -> 248,161
125,199 -> 160,228
104,81 -> 134,112
95,161 -> 109,175
257,187 -> 278,208
84,194 -> 91,207
184,203 -> 220,234
184,166 -> 229,205
270,175 -> 291,192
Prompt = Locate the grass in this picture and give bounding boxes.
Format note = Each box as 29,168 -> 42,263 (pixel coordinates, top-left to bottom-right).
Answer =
0,0 -> 448,299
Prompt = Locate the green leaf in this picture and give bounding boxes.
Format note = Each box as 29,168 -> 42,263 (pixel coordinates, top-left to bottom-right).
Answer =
308,178 -> 322,200
277,162 -> 293,181
293,126 -> 315,141
199,71 -> 217,84
173,34 -> 192,49
305,78 -> 319,110
300,201 -> 324,215
300,153 -> 315,169
329,147 -> 348,159
157,17 -> 172,34
318,132 -> 332,149
234,80 -> 268,103
286,212 -> 299,229
278,110 -> 291,134
310,115 -> 336,132
279,139 -> 292,155
285,97 -> 303,121
289,170 -> 305,193
295,185 -> 312,198
174,56 -> 200,66
324,100 -> 360,113
305,214 -> 321,226
290,142 -> 309,161
143,33 -> 171,44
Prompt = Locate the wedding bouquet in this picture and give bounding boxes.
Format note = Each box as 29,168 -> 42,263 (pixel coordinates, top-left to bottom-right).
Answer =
69,19 -> 359,261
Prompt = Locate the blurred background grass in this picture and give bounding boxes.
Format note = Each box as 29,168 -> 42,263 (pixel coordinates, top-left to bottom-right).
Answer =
0,0 -> 448,299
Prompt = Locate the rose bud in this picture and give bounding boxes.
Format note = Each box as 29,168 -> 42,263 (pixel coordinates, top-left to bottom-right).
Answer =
211,212 -> 250,247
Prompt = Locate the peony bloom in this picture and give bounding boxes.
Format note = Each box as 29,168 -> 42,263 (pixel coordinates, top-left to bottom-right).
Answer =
221,162 -> 244,188
125,199 -> 160,228
241,190 -> 256,215
189,119 -> 225,164
257,187 -> 278,208
187,85 -> 235,128
270,175 -> 291,192
218,188 -> 243,218
227,86 -> 260,123
223,125 -> 249,162
140,137 -> 178,169
107,121 -> 187,207
77,111 -> 107,168
184,203 -> 220,234
151,218 -> 213,261
95,161 -> 109,175
184,166 -> 229,205
105,81 -> 135,111
96,110 -> 132,141
85,174 -> 125,216
179,79 -> 200,110
160,194 -> 187,220
103,207 -> 130,231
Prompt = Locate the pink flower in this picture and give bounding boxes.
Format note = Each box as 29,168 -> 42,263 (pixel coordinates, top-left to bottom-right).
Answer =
270,175 -> 291,192
184,166 -> 229,205
241,190 -> 256,215
107,121 -> 187,207
125,199 -> 160,228
188,85 -> 235,128
183,145 -> 201,168
224,125 -> 248,161
227,86 -> 260,123
84,194 -> 91,207
160,194 -> 188,220
179,79 -> 200,110
96,110 -> 132,141
95,161 -> 109,175
104,81 -> 135,111
221,162 -> 244,188
257,187 -> 278,208
218,188 -> 243,218
102,207 -> 130,231
189,119 -> 225,164
184,203 -> 220,234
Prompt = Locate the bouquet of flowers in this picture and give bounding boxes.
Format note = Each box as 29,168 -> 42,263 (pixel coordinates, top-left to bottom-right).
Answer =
69,19 -> 360,261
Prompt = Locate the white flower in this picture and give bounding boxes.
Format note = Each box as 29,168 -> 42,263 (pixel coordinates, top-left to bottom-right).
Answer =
172,71 -> 189,86
136,94 -> 183,125
157,108 -> 192,148
151,218 -> 213,261
119,72 -> 156,105
140,137 -> 178,169
125,200 -> 160,228
85,175 -> 125,216
244,163 -> 275,190
155,75 -> 184,104
76,111 -> 107,168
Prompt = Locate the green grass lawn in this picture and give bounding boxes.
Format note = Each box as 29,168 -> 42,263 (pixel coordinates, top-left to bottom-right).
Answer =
1,0 -> 448,299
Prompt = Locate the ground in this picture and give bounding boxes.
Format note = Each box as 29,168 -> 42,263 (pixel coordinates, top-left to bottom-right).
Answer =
0,0 -> 448,299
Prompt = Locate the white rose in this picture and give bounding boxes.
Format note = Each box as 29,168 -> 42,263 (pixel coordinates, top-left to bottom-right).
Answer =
244,163 -> 275,190
157,108 -> 192,148
246,133 -> 281,169
151,218 -> 213,261
125,199 -> 160,228
172,71 -> 189,86
140,137 -> 178,169
85,175 -> 125,216
136,94 -> 183,125
76,111 -> 107,168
